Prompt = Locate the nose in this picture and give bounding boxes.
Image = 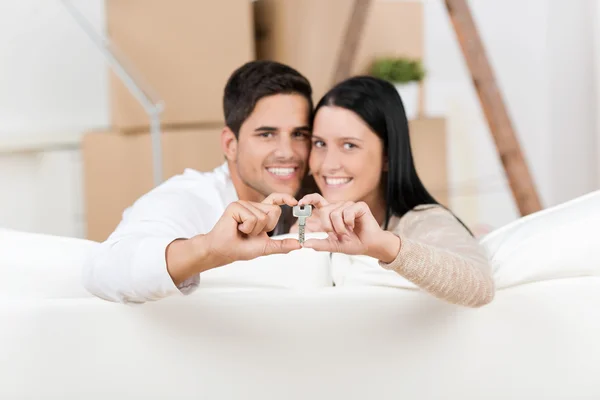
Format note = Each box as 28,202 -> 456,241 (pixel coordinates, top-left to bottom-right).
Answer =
273,134 -> 294,159
321,147 -> 343,172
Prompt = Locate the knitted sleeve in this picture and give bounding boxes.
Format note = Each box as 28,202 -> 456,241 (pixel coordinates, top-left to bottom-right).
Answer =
379,206 -> 495,307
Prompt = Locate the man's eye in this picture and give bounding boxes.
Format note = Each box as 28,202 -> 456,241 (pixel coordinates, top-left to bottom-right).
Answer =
259,132 -> 273,138
293,131 -> 310,139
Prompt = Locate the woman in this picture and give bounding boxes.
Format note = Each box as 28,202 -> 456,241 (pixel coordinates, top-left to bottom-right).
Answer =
294,76 -> 495,307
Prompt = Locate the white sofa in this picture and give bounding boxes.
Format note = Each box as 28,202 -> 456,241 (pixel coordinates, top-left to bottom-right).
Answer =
1,190 -> 599,400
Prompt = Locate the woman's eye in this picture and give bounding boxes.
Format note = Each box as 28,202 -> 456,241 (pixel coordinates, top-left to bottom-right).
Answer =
313,140 -> 325,148
343,142 -> 356,150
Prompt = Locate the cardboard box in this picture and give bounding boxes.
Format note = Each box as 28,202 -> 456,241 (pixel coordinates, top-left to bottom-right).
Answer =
107,0 -> 255,131
82,127 -> 224,241
409,118 -> 448,206
254,0 -> 423,102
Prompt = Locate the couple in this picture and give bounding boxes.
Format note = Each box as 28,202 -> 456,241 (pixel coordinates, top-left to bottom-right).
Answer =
84,60 -> 495,307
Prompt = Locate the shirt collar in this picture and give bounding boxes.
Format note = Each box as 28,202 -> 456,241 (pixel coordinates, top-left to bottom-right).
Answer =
217,162 -> 239,205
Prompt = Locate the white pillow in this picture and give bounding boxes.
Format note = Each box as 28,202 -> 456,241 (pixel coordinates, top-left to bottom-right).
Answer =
480,190 -> 600,289
199,232 -> 333,289
0,228 -> 97,299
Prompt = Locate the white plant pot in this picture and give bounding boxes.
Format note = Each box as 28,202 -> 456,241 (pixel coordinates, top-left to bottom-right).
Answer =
394,81 -> 420,120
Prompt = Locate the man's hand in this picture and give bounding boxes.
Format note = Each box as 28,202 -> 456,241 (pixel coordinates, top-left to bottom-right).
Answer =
298,193 -> 401,263
166,193 -> 302,285
204,193 -> 302,265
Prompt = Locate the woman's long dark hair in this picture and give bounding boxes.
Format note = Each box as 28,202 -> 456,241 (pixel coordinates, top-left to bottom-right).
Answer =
308,75 -> 471,234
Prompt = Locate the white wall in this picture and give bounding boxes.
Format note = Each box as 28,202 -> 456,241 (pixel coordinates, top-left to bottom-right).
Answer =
0,0 -> 107,238
423,0 -> 598,231
0,0 -> 108,140
0,0 -> 598,238
547,0 -> 598,205
594,0 -> 600,188
0,149 -> 84,238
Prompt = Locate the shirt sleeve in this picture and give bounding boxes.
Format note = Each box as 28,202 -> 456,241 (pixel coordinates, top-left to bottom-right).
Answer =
83,178 -> 213,304
379,206 -> 495,307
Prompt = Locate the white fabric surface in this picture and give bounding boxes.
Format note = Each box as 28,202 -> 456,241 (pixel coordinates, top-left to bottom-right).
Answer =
199,244 -> 333,289
481,189 -> 600,288
1,280 -> 599,399
0,228 -> 95,299
1,191 -> 600,398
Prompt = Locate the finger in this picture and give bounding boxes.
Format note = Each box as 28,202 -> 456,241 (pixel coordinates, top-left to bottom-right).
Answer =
342,206 -> 356,230
342,202 -> 369,230
318,205 -> 335,233
303,234 -> 340,252
239,201 -> 270,236
262,238 -> 302,255
305,216 -> 324,232
354,201 -> 371,219
249,202 -> 281,232
329,202 -> 353,235
262,192 -> 298,207
302,239 -> 329,251
298,193 -> 329,209
228,203 -> 258,235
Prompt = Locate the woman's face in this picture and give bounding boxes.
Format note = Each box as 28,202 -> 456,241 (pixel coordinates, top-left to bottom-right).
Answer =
309,106 -> 385,205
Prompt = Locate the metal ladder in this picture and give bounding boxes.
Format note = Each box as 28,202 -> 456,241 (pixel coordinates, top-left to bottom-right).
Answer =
60,0 -> 165,187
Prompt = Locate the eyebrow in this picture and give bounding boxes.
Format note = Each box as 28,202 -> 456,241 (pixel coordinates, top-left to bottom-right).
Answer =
254,125 -> 312,132
254,126 -> 278,132
312,135 -> 364,142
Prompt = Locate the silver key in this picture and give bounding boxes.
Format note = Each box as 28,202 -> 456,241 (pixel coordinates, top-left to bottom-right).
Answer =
292,205 -> 312,244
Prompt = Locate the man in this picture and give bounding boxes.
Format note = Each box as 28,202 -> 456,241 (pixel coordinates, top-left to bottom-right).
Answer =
83,61 -> 313,304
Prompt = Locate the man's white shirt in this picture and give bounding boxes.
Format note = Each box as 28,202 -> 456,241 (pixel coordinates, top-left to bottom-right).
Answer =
83,163 -> 239,304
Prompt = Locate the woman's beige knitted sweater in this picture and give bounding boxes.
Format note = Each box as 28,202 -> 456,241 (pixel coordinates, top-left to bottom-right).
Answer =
380,205 -> 495,307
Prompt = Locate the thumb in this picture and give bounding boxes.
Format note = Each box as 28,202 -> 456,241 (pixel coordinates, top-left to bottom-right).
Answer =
302,238 -> 333,252
263,238 -> 301,255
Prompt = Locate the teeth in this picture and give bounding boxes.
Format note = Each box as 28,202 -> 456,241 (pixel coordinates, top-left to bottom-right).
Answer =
325,177 -> 352,185
267,167 -> 295,176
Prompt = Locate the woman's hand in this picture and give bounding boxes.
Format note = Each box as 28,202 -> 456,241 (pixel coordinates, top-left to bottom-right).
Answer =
298,194 -> 401,263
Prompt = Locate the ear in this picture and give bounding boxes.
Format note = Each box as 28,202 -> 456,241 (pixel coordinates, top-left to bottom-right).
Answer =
221,127 -> 238,161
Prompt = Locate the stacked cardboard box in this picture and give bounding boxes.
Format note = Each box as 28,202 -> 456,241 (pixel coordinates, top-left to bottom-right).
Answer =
82,0 -> 255,240
408,118 -> 449,207
107,0 -> 255,131
83,128 -> 224,241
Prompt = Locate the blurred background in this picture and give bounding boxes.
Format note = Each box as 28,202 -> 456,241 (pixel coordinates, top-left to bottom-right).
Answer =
0,0 -> 598,242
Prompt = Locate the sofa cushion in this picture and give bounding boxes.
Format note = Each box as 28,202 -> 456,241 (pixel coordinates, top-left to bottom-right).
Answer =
2,278 -> 600,399
0,229 -> 97,298
480,190 -> 600,288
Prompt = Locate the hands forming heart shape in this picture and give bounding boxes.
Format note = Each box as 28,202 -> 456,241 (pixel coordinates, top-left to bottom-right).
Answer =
206,192 -> 400,266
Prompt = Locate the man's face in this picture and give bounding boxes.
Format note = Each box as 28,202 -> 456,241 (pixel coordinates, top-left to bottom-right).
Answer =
225,93 -> 311,201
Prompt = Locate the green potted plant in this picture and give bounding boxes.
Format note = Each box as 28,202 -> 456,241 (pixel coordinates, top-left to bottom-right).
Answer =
369,57 -> 425,119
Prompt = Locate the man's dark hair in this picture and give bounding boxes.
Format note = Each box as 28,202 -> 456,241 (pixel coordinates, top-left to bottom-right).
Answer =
223,60 -> 313,137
